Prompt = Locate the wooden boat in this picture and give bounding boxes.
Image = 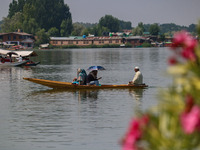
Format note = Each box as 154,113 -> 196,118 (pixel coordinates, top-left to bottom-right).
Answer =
0,49 -> 39,67
0,60 -> 29,67
25,61 -> 40,66
23,78 -> 148,89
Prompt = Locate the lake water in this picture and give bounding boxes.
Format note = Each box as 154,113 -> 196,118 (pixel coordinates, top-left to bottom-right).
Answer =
0,47 -> 172,150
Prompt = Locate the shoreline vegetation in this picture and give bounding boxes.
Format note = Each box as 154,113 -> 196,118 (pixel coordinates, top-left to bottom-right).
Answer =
41,42 -> 153,49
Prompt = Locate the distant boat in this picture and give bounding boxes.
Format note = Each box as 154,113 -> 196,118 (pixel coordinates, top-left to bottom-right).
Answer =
39,43 -> 49,49
0,60 -> 28,67
120,44 -> 125,47
0,49 -> 39,67
25,61 -> 40,66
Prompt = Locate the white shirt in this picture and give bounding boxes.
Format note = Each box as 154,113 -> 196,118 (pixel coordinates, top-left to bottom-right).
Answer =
17,56 -> 22,62
132,71 -> 143,84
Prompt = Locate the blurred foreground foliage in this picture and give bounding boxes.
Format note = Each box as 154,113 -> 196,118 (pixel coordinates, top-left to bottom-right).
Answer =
121,23 -> 200,150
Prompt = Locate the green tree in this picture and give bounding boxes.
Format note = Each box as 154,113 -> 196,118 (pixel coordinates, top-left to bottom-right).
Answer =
132,27 -> 143,36
119,20 -> 132,30
89,25 -> 99,36
6,0 -> 72,34
132,22 -> 144,36
197,21 -> 200,37
1,12 -> 23,32
159,34 -> 166,41
149,23 -> 160,35
0,20 -> 3,32
138,22 -> 145,32
8,0 -> 18,18
48,27 -> 60,37
8,0 -> 26,18
71,23 -> 86,36
60,18 -> 73,37
159,23 -> 187,34
98,15 -> 120,32
81,28 -> 89,36
188,24 -> 196,33
35,28 -> 49,46
23,18 -> 39,34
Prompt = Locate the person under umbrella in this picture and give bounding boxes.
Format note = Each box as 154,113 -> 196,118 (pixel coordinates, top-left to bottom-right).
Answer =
87,70 -> 102,86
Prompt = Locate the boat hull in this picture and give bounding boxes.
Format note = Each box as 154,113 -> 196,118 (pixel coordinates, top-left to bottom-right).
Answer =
25,61 -> 40,66
23,78 -> 148,89
0,60 -> 28,67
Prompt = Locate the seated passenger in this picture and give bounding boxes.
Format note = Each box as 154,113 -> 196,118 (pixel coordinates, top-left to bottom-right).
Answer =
16,55 -> 23,62
128,66 -> 143,85
87,70 -> 102,86
72,68 -> 87,85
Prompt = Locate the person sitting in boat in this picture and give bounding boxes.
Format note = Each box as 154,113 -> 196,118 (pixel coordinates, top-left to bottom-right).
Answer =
16,55 -> 23,62
0,56 -> 5,63
128,66 -> 143,85
72,68 -> 87,85
87,70 -> 102,86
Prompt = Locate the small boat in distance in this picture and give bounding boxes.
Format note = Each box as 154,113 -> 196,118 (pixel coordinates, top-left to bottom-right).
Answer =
0,59 -> 28,67
0,50 -> 28,67
25,61 -> 40,66
0,49 -> 40,67
23,78 -> 148,90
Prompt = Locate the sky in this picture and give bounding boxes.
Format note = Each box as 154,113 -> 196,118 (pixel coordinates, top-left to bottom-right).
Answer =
0,0 -> 200,27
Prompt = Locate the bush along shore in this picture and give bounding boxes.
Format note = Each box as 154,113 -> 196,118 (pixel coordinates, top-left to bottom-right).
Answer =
42,43 -> 153,49
45,43 -> 134,49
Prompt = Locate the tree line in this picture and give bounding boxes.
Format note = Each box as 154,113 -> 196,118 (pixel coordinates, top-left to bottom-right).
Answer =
0,0 -> 198,46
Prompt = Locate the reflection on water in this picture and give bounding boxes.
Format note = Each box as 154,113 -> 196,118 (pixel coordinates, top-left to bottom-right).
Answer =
0,48 -> 171,150
32,88 -> 100,102
129,89 -> 145,115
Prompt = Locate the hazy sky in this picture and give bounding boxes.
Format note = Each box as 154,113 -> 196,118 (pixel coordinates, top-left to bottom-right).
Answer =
1,0 -> 200,27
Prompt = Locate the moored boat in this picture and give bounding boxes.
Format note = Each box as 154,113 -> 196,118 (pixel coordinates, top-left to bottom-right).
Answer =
23,78 -> 148,90
0,60 -> 29,67
0,49 -> 39,67
25,61 -> 40,66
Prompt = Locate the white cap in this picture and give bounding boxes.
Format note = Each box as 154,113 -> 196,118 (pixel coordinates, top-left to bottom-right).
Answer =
135,66 -> 139,69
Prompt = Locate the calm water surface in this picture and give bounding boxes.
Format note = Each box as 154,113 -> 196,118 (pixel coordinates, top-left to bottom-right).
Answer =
0,48 -> 172,150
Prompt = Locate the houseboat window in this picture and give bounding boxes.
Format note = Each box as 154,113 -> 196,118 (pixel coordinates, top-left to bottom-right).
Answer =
83,41 -> 88,44
68,41 -> 73,44
99,41 -> 101,44
61,41 -> 63,45
19,36 -> 22,39
109,40 -> 112,43
116,40 -> 119,43
8,36 -> 11,40
13,35 -> 16,40
76,41 -> 78,44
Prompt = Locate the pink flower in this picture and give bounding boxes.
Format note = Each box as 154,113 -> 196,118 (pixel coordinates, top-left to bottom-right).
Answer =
180,105 -> 200,134
122,120 -> 141,150
184,95 -> 194,113
171,31 -> 189,48
171,31 -> 198,61
181,47 -> 196,61
168,56 -> 178,65
122,115 -> 149,150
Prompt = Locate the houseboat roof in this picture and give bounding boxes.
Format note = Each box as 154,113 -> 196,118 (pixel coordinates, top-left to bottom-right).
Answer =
126,36 -> 147,40
0,32 -> 33,36
0,49 -> 38,57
